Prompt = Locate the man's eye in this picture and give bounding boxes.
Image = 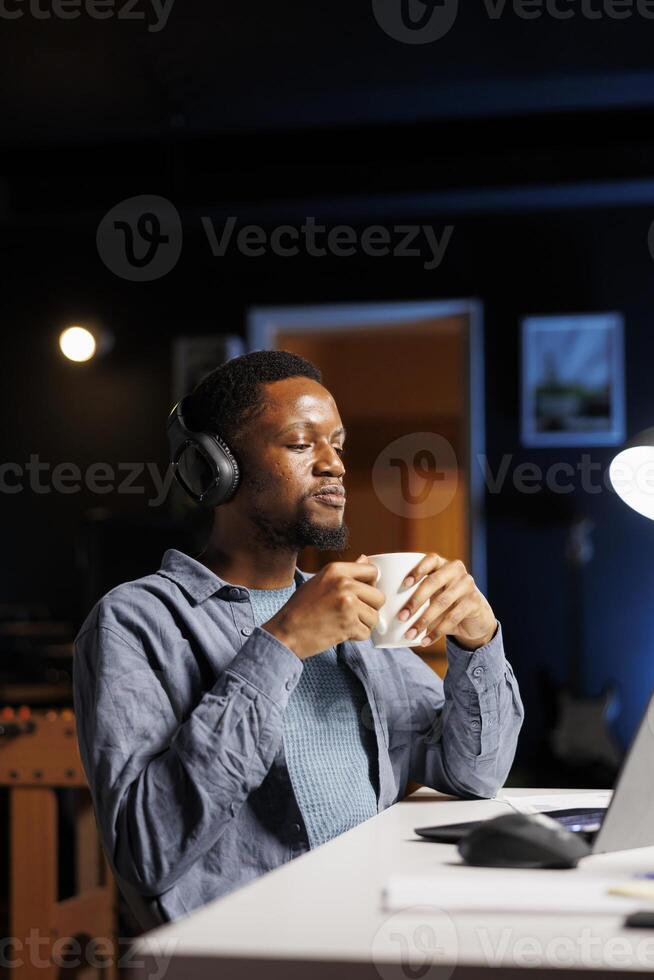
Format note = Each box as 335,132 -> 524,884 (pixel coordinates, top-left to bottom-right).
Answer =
287,444 -> 346,456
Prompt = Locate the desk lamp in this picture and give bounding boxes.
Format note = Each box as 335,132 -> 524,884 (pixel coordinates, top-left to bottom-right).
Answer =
609,428 -> 654,519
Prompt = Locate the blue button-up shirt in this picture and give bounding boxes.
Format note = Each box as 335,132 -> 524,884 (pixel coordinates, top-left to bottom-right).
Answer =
72,549 -> 524,930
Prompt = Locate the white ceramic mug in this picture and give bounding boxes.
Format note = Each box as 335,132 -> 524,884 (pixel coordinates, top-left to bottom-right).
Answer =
367,552 -> 429,649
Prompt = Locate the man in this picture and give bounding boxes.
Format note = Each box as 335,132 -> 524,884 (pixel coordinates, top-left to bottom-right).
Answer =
73,349 -> 524,931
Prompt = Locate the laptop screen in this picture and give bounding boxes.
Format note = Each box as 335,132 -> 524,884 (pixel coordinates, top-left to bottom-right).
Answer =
592,689 -> 654,853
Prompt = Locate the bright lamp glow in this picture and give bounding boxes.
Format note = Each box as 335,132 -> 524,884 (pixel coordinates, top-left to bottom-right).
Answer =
59,326 -> 97,362
610,428 -> 654,520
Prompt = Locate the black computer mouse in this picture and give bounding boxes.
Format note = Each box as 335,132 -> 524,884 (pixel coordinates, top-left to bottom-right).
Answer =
457,812 -> 592,869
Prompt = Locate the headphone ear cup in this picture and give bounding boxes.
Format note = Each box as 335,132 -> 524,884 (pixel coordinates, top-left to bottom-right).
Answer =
199,434 -> 240,507
167,398 -> 240,507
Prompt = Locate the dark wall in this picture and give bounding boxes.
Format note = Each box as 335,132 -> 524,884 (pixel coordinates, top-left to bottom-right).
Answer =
5,3 -> 654,141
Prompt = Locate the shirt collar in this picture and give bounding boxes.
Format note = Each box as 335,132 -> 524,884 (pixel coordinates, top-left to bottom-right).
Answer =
157,548 -> 311,605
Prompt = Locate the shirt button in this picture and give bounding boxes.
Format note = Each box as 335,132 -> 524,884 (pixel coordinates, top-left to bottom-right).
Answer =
472,666 -> 485,678
229,588 -> 240,599
285,678 -> 294,691
241,626 -> 253,636
291,822 -> 301,835
471,720 -> 480,729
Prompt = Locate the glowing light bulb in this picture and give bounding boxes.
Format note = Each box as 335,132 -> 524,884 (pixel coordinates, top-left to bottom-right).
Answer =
59,326 -> 97,362
610,439 -> 654,521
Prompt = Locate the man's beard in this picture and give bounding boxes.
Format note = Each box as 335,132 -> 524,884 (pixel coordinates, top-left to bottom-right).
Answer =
240,462 -> 350,553
242,486 -> 346,553
249,506 -> 350,553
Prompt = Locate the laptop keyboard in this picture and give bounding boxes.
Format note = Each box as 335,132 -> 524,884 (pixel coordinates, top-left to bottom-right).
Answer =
544,807 -> 605,836
415,807 -> 607,844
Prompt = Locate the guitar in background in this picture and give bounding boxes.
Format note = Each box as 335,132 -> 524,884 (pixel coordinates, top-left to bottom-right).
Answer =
546,516 -> 623,786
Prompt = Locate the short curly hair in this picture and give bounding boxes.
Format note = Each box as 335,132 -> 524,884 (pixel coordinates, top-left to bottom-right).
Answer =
184,349 -> 322,456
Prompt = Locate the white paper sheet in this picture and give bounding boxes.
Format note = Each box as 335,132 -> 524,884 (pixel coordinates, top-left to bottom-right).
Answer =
496,792 -> 613,814
382,868 -> 639,915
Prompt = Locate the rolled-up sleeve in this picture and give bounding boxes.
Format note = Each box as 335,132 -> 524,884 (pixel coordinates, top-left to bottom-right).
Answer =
73,622 -> 302,898
404,623 -> 524,798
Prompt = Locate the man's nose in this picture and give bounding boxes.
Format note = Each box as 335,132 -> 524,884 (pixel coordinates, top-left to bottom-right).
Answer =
316,445 -> 345,475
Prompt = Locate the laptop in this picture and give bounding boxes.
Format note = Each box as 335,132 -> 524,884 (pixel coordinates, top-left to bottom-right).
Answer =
416,688 -> 654,854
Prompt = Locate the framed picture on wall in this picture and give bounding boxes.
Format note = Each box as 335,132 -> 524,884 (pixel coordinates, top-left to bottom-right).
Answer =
521,313 -> 625,447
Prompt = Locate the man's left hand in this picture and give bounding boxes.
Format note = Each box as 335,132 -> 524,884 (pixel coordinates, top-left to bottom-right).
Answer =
394,553 -> 497,651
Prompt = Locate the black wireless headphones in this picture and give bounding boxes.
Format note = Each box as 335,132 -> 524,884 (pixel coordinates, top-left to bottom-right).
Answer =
166,396 -> 241,507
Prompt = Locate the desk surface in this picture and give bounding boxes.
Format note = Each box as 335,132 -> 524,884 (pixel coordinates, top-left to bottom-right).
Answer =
130,789 -> 654,979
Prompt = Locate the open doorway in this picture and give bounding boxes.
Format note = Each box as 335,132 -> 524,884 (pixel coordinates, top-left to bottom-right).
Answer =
247,301 -> 485,674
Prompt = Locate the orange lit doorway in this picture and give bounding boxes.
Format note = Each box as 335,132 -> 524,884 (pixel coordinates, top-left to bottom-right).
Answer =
247,301 -> 485,674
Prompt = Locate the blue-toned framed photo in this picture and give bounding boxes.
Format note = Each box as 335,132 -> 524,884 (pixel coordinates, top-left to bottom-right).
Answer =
521,313 -> 625,448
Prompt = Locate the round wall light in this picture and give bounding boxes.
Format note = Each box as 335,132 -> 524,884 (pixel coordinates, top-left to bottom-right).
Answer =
58,325 -> 114,363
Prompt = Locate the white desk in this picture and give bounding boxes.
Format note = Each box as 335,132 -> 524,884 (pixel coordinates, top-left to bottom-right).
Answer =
129,788 -> 654,980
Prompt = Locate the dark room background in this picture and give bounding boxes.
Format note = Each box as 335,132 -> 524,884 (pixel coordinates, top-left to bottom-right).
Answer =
4,1 -> 654,782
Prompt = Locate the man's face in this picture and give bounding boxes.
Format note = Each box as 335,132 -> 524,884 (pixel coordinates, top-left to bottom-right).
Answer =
235,376 -> 350,553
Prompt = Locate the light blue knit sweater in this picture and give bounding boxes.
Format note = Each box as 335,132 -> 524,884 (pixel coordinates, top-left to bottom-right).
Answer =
247,580 -> 379,848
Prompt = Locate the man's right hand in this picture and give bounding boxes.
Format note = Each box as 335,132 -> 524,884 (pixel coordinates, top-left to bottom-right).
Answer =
262,556 -> 386,660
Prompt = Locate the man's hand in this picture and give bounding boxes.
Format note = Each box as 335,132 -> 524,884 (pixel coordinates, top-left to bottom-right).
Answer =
395,553 -> 497,651
262,557 -> 386,660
